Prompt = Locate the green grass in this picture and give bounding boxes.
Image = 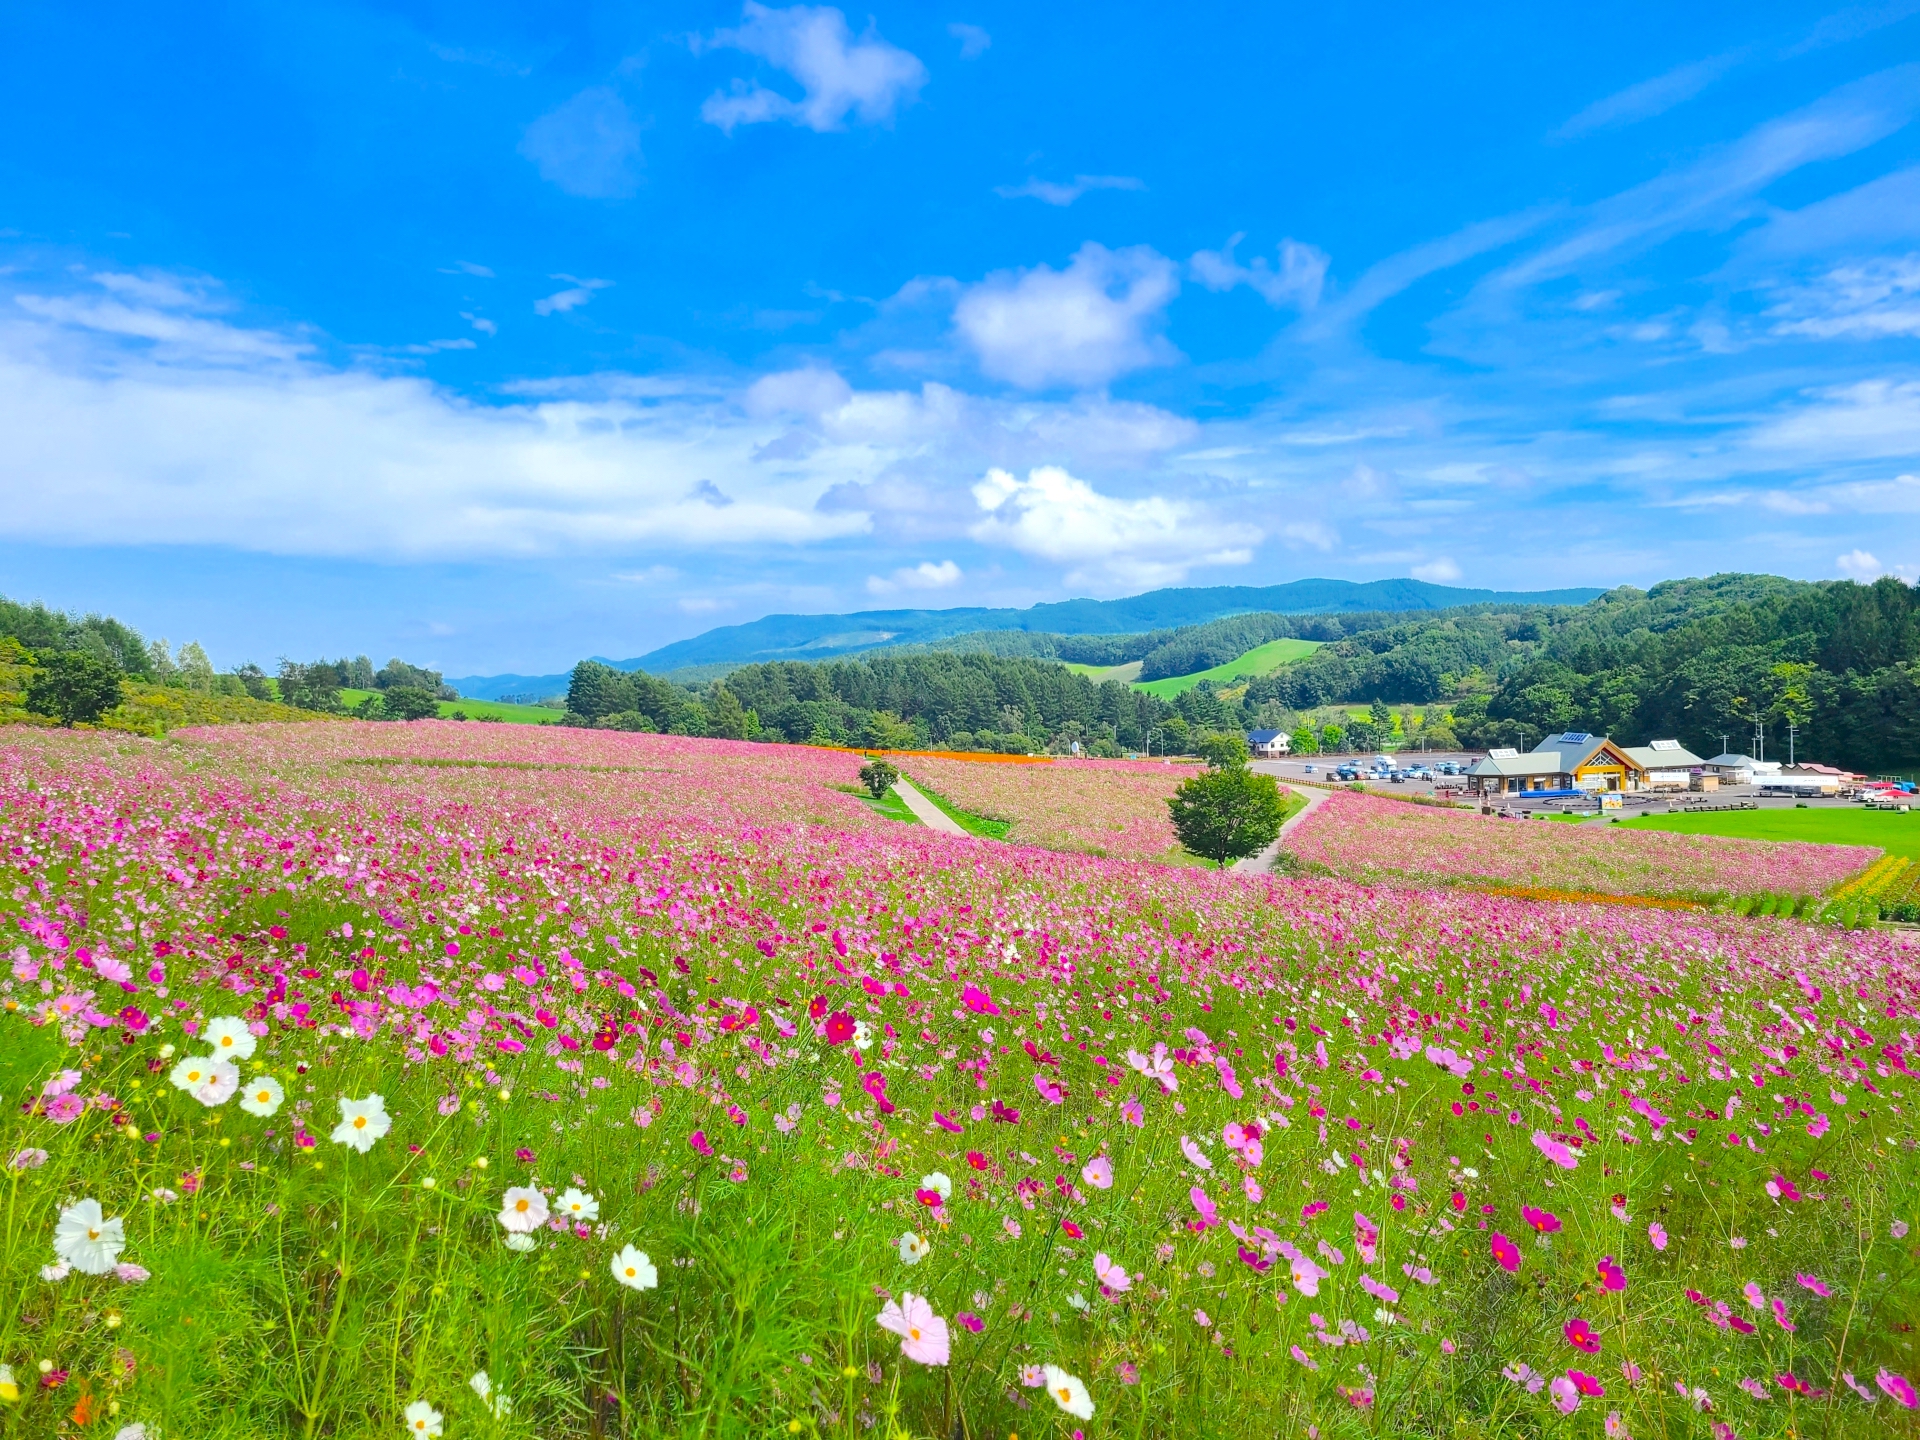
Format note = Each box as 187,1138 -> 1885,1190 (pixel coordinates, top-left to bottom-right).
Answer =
339,688 -> 561,724
830,782 -> 920,825
1620,803 -> 1920,860
901,779 -> 1013,839
1132,637 -> 1323,699
1059,659 -> 1144,685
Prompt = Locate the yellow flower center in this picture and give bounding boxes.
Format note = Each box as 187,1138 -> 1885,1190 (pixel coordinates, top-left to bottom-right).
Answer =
353,1116 -> 367,1129
219,1036 -> 232,1047
515,1198 -> 529,1212
88,1228 -> 101,1240
256,1091 -> 271,1103
908,1327 -> 921,1341
1057,1388 -> 1071,1402
625,1266 -> 636,1277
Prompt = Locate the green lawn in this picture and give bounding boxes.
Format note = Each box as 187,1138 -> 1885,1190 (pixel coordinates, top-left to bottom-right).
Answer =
903,779 -> 1014,839
1060,659 -> 1145,685
339,688 -> 560,724
1133,637 -> 1323,699
1620,804 -> 1920,860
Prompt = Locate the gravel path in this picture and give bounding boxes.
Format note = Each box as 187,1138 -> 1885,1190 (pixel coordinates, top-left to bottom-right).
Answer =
1233,771 -> 1331,875
891,778 -> 968,836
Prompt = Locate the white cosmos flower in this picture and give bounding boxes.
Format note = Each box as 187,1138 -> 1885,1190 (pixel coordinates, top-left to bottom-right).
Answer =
898,1231 -> 930,1265
611,1244 -> 659,1290
203,1015 -> 258,1060
402,1399 -> 443,1436
53,1198 -> 127,1275
503,1233 -> 537,1252
919,1171 -> 952,1200
468,1371 -> 511,1418
852,1021 -> 875,1049
330,1094 -> 392,1153
498,1186 -> 550,1233
0,1363 -> 16,1403
240,1075 -> 285,1117
169,1055 -> 219,1093
193,1059 -> 240,1107
557,1187 -> 599,1223
1044,1365 -> 1095,1420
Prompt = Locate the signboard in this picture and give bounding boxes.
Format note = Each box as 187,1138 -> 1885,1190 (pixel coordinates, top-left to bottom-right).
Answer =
1574,774 -> 1607,791
1599,792 -> 1623,811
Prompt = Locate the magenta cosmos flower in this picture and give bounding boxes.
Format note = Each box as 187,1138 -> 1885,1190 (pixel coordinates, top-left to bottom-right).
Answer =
1597,1256 -> 1626,1292
1565,1318 -> 1601,1353
1491,1233 -> 1521,1273
1522,1205 -> 1562,1235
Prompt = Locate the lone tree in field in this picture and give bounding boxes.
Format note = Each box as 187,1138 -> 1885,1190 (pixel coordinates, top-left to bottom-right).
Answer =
25,650 -> 124,727
382,686 -> 440,721
858,757 -> 900,799
1168,766 -> 1287,868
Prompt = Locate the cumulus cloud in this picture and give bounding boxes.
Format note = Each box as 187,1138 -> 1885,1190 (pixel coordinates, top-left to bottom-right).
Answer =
969,465 -> 1257,588
953,243 -> 1180,390
994,174 -> 1145,206
701,3 -> 927,134
745,364 -> 854,418
1410,557 -> 1463,583
534,275 -> 614,316
866,558 -> 963,594
520,88 -> 643,198
1190,234 -> 1329,309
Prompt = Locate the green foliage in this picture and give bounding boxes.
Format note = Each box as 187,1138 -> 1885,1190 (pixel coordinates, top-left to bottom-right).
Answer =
857,758 -> 899,799
566,661 -> 701,734
1289,723 -> 1320,755
1167,766 -> 1287,866
382,686 -> 441,721
1195,730 -> 1249,770
25,649 -> 125,725
277,660 -> 346,713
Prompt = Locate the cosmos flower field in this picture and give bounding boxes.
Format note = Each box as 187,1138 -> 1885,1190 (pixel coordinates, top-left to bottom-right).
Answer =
3,724 -> 1920,1439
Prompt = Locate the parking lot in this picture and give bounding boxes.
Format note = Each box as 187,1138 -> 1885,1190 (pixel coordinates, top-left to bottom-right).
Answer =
1250,752 -> 1890,822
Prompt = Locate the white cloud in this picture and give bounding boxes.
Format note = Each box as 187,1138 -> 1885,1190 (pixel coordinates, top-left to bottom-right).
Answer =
1551,51 -> 1744,141
1190,234 -> 1329,309
462,312 -> 498,336
1835,548 -> 1916,582
1744,379 -> 1920,460
745,364 -> 853,418
700,3 -> 927,134
866,559 -> 963,594
520,88 -> 643,199
1410,557 -> 1463,583
948,22 -> 991,58
969,465 -> 1257,588
952,243 -> 1179,390
994,174 -> 1145,207
1768,254 -> 1920,338
534,275 -> 614,316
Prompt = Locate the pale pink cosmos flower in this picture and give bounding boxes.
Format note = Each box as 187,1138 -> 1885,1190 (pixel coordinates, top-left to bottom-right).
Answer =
874,1292 -> 949,1366
1080,1155 -> 1113,1190
1093,1253 -> 1131,1292
1742,1281 -> 1765,1310
1179,1135 -> 1213,1171
1531,1130 -> 1578,1170
1549,1375 -> 1581,1414
1647,1221 -> 1667,1251
1796,1273 -> 1831,1297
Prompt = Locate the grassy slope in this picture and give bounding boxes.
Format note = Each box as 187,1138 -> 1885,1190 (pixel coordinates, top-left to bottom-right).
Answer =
1060,660 -> 1145,684
1621,805 -> 1920,861
339,688 -> 559,724
1133,637 -> 1323,699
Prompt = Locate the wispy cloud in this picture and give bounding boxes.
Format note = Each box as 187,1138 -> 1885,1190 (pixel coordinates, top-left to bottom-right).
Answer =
947,22 -> 991,59
994,174 -> 1145,206
534,275 -> 614,316
700,3 -> 927,134
1552,51 -> 1746,141
1190,234 -> 1329,309
866,558 -> 962,593
521,88 -> 643,199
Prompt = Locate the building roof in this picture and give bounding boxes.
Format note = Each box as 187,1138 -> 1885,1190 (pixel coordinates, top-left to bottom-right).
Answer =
1467,751 -> 1573,777
1245,730 -> 1285,743
1619,740 -> 1706,769
1704,753 -> 1780,772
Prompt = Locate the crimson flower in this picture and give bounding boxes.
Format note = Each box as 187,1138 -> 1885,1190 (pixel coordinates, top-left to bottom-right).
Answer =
1597,1256 -> 1626,1292
1568,1370 -> 1605,1397
1565,1318 -> 1601,1353
1522,1205 -> 1561,1235
823,1011 -> 855,1044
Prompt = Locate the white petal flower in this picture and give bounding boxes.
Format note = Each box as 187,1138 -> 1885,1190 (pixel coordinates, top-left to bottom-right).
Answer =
611,1244 -> 659,1291
239,1075 -> 285,1117
557,1187 -> 600,1222
53,1198 -> 126,1275
898,1231 -> 930,1265
1044,1365 -> 1095,1420
402,1399 -> 443,1436
919,1171 -> 952,1200
203,1015 -> 258,1060
469,1371 -> 511,1418
0,1363 -> 17,1403
498,1186 -> 550,1234
330,1094 -> 391,1153
503,1233 -> 537,1252
169,1055 -> 219,1093
193,1059 -> 240,1107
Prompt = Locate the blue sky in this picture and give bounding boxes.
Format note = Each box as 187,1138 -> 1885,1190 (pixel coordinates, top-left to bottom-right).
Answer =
2,1 -> 1918,676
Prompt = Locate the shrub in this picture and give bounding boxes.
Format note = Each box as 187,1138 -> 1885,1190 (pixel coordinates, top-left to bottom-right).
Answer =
858,758 -> 900,799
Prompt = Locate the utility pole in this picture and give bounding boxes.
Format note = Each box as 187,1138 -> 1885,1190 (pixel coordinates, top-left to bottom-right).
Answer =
1788,722 -> 1796,768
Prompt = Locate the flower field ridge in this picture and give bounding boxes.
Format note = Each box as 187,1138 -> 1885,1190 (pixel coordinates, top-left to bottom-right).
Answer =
1286,788 -> 1880,899
1,724 -> 1918,1439
902,755 -> 1197,860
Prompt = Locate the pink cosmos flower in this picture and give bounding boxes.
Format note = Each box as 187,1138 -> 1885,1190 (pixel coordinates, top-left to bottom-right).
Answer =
43,1093 -> 84,1124
1796,1273 -> 1831,1297
1597,1256 -> 1626,1292
1569,1370 -> 1605,1397
1604,1411 -> 1632,1439
875,1292 -> 949,1366
1771,1297 -> 1795,1332
956,1312 -> 983,1333
1549,1375 -> 1581,1414
823,1012 -> 854,1045
1742,1281 -> 1765,1310
1491,1233 -> 1521,1273
1647,1221 -> 1668,1251
1189,1186 -> 1217,1230
1093,1253 -> 1131,1292
1033,1072 -> 1064,1105
689,1130 -> 714,1157
1291,1344 -> 1318,1371
1565,1318 -> 1601,1353
1878,1368 -> 1918,1407
1532,1130 -> 1578,1169
1179,1135 -> 1213,1170
1522,1205 -> 1561,1235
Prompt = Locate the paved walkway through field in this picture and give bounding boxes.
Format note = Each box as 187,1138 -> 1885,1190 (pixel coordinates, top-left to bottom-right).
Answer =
892,777 -> 968,836
1233,770 -> 1332,875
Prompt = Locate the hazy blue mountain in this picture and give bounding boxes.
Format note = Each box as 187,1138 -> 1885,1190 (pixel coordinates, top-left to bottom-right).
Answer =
446,578 -> 1602,698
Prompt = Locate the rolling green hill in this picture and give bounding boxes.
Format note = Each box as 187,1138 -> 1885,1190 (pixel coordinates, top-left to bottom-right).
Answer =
1061,660 -> 1144,685
1132,637 -> 1323,699
338,689 -> 558,724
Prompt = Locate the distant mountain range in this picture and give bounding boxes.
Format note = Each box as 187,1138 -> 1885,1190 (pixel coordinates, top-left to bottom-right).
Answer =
446,577 -> 1605,700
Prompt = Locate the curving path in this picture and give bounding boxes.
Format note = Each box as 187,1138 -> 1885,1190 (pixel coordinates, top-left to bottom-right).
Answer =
1233,768 -> 1332,875
891,777 -> 968,836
